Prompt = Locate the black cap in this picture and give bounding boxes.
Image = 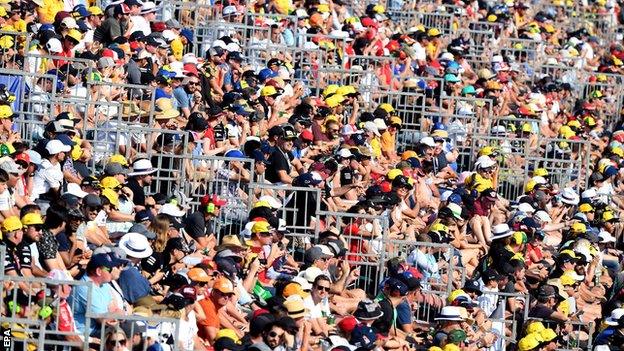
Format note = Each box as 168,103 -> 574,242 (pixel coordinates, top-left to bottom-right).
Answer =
463,279 -> 482,295
482,269 -> 500,282
227,51 -> 244,62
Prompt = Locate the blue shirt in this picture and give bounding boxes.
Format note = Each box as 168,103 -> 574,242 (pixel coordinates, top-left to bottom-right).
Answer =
173,86 -> 191,109
118,265 -> 151,303
68,275 -> 112,336
396,300 -> 412,326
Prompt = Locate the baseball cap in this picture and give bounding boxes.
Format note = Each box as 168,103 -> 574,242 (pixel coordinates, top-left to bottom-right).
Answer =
212,277 -> 235,294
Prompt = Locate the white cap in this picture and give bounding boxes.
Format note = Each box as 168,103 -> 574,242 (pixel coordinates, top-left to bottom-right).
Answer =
225,42 -> 241,52
534,210 -> 552,223
532,176 -> 547,184
517,202 -> 535,214
560,187 -> 580,205
45,140 -> 71,155
341,124 -> 357,136
363,121 -> 380,136
211,40 -> 227,49
440,52 -> 454,61
162,29 -> 178,42
420,136 -> 436,147
338,148 -> 353,158
491,54 -> 504,63
475,155 -> 496,168
61,17 -> 78,29
46,38 -> 63,53
599,230 -> 616,243
66,183 -> 88,198
440,190 -> 453,202
140,1 -> 158,14
300,266 -> 323,283
295,9 -> 309,18
259,195 -> 282,209
182,53 -> 199,65
292,276 -> 312,290
581,188 -> 598,199
222,5 -> 238,16
373,118 -> 387,131
158,203 -> 185,217
491,125 -> 507,135
605,308 -> 624,326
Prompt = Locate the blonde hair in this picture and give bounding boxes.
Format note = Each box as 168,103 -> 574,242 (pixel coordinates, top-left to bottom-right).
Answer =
150,214 -> 170,252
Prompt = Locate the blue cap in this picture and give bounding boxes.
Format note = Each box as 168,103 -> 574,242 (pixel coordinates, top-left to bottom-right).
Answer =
384,277 -> 408,296
293,173 -> 321,187
87,253 -> 116,271
260,140 -> 275,154
603,166 -> 618,178
231,105 -> 250,116
351,133 -> 366,146
40,24 -> 55,32
433,122 -> 447,131
72,4 -> 91,17
135,209 -> 154,223
250,149 -> 270,164
56,134 -> 76,146
350,325 -> 377,350
258,68 -> 278,82
224,149 -> 245,158
407,157 -> 421,168
180,28 -> 193,42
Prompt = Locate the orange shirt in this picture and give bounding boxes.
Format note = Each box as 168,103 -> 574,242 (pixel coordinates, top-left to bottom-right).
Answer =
198,297 -> 219,328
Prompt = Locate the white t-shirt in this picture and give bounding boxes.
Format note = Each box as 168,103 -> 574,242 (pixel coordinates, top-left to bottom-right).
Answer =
178,311 -> 199,351
32,159 -> 63,201
0,189 -> 14,211
307,297 -> 331,319
131,15 -> 152,36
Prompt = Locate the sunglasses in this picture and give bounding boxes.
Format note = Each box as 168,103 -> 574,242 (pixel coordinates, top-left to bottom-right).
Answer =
107,339 -> 126,345
258,231 -> 272,237
315,285 -> 331,292
30,225 -> 43,231
269,331 -> 284,338
187,81 -> 200,86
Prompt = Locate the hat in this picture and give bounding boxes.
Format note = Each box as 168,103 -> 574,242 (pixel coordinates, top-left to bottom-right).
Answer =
87,253 -> 116,271
128,223 -> 156,240
119,232 -> 154,258
482,269 -> 501,282
354,299 -> 384,320
0,159 -> 24,176
350,325 -> 377,350
158,203 -> 186,218
560,188 -> 579,205
491,223 -> 512,240
475,155 -> 496,169
21,213 -> 44,226
162,293 -> 193,310
45,140 -> 71,155
215,235 -> 247,251
537,284 -> 556,298
302,266 -> 324,283
283,298 -> 308,319
104,162 -> 128,176
140,1 -> 157,14
212,277 -> 234,294
188,267 -> 211,282
605,308 -> 624,326
463,279 -> 482,295
304,246 -> 332,264
434,306 -> 465,321
83,194 -> 102,208
128,158 -> 157,176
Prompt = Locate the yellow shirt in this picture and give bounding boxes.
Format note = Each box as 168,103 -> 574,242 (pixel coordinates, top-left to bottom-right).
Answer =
370,137 -> 381,158
380,131 -> 395,155
37,0 -> 64,24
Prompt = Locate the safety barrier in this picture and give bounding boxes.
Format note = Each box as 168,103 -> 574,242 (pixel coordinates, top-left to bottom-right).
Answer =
314,210 -> 390,295
382,240 -> 456,293
527,318 -> 595,351
412,289 -> 447,326
248,182 -> 321,253
482,291 -> 531,344
89,313 -> 181,351
194,21 -> 271,59
0,30 -> 30,71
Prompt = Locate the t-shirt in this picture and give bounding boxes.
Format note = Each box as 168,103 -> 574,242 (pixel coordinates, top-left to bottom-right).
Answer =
396,300 -> 412,326
126,177 -> 146,207
3,243 -> 31,274
266,148 -> 293,183
69,275 -> 112,336
37,229 -> 59,268
0,188 -> 14,211
93,17 -> 123,46
197,296 -> 219,339
32,159 -> 63,201
118,265 -> 151,303
380,131 -> 395,155
372,296 -> 394,336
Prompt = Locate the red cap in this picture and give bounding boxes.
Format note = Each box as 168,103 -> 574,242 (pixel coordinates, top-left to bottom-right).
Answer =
183,63 -> 199,77
337,316 -> 358,334
361,17 -> 378,28
200,194 -> 227,207
300,129 -> 314,142
344,223 -> 359,235
379,181 -> 392,193
101,48 -> 115,59
151,22 -> 166,32
385,40 -> 400,52
179,285 -> 197,300
14,152 -> 30,165
252,309 -> 270,319
429,60 -> 442,70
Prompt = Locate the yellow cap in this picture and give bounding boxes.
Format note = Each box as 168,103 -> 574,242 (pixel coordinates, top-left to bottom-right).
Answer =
215,329 -> 240,342
533,168 -> 548,177
478,146 -> 497,157
540,328 -> 557,342
379,103 -> 395,113
559,274 -> 575,286
282,282 -> 309,298
252,221 -> 271,233
428,348 -> 443,351
525,179 -> 537,193
578,203 -> 594,213
560,249 -> 577,258
402,150 -> 417,160
336,85 -> 357,96
66,28 -> 82,42
511,252 -> 525,262
567,120 -> 582,129
325,94 -> 345,108
596,73 -> 607,82
427,28 -> 441,37
0,35 -> 13,49
260,86 -> 280,97
387,169 -> 403,180
108,154 -> 128,166
430,223 -> 448,234
487,14 -> 498,22
100,176 -> 121,189
89,6 -> 104,15
2,216 -> 22,232
443,344 -> 460,351
447,289 -> 466,303
253,200 -> 271,209
512,231 -> 526,245
518,334 -> 540,351
612,147 -> 624,158
389,116 -> 402,126
21,213 -> 44,226
474,178 -> 494,193
525,321 -> 545,334
602,211 -> 618,222
317,3 -> 330,13
322,84 -> 339,97
571,222 -> 586,233
101,188 -> 119,207
521,123 -> 532,133
372,4 -> 385,13
584,116 -> 596,127
0,105 -> 13,119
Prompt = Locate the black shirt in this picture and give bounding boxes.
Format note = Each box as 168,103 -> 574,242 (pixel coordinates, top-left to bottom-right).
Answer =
372,296 -> 394,336
126,177 -> 146,206
340,167 -> 355,186
265,147 -> 293,183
